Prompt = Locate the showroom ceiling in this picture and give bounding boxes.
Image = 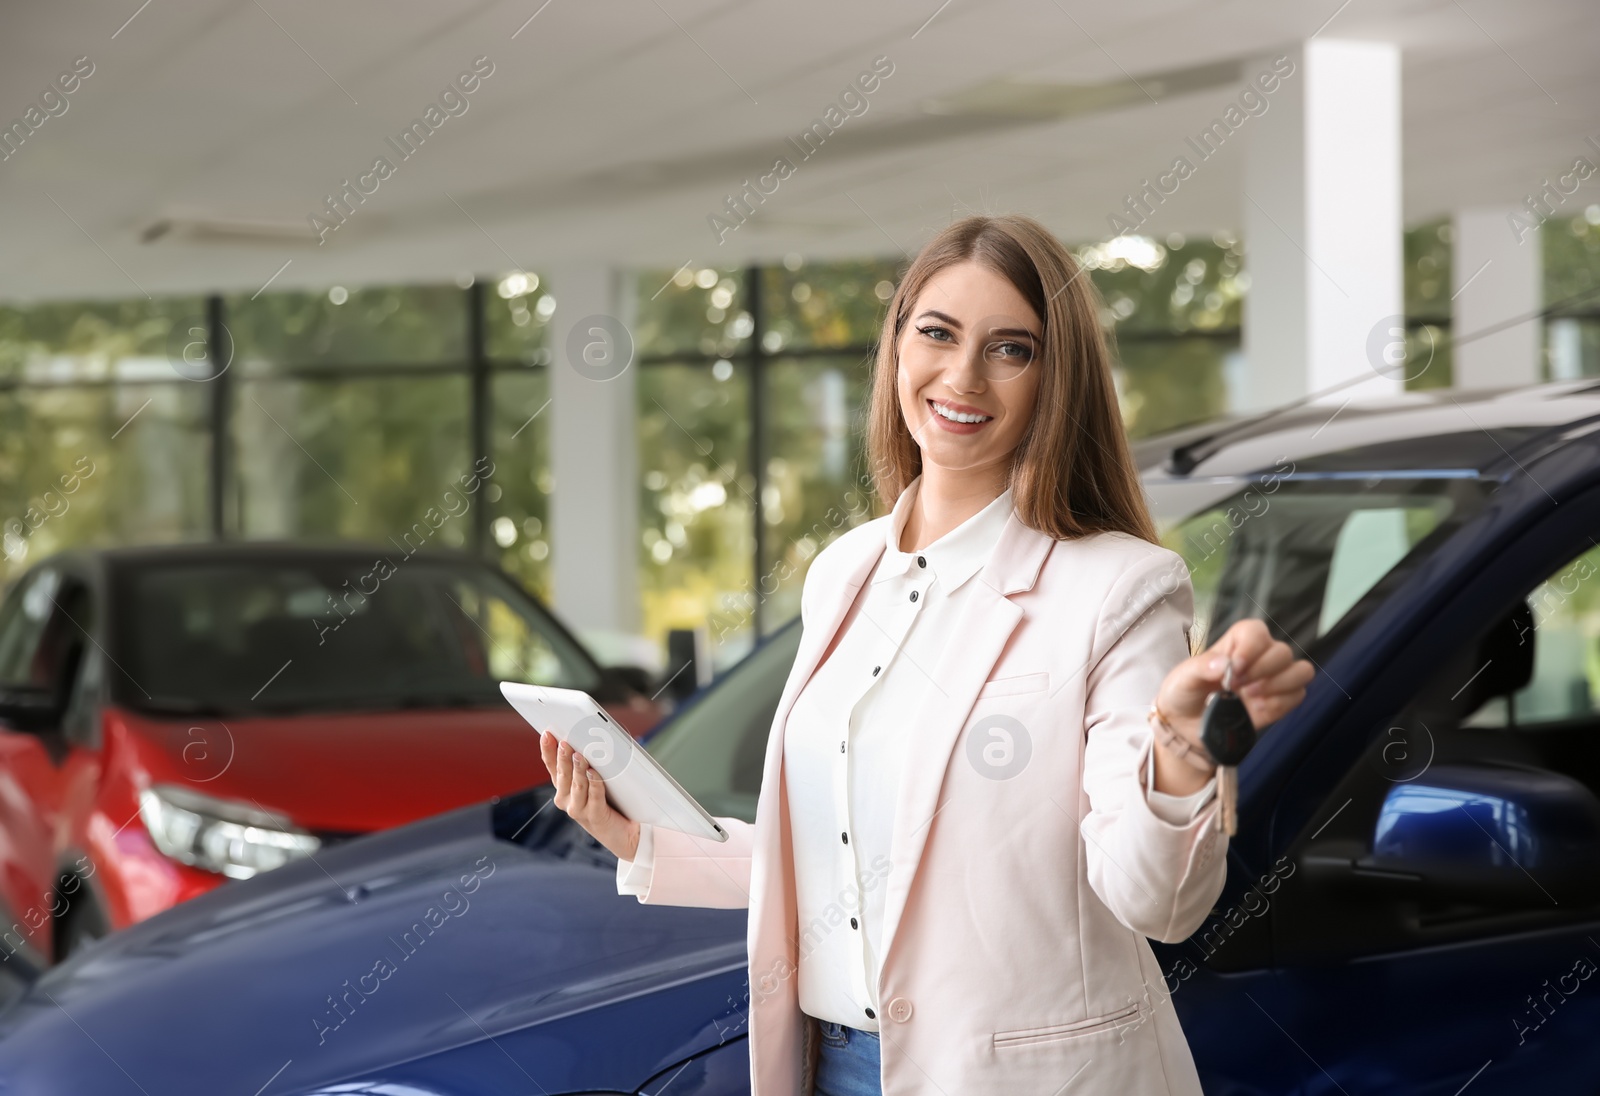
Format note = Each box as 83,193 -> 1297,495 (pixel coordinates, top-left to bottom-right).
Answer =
0,0 -> 1595,298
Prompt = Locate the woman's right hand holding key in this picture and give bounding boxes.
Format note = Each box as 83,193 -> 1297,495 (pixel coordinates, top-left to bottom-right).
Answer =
538,730 -> 641,862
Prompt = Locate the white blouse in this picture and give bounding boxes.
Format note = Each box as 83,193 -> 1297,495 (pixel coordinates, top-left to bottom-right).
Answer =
618,478 -> 1216,1031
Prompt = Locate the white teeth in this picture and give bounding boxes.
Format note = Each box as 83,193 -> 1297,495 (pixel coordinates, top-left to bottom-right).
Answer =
931,401 -> 991,424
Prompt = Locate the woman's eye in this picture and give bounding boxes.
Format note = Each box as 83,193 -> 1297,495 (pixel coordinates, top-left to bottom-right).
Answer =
916,324 -> 953,342
993,341 -> 1032,360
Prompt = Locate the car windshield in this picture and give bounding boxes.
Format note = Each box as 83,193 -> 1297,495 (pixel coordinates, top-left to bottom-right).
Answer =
116,558 -> 601,715
646,624 -> 800,824
645,472 -> 1495,824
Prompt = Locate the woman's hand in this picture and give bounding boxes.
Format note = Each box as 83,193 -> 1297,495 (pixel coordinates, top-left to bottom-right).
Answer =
538,730 -> 641,862
1150,619 -> 1315,795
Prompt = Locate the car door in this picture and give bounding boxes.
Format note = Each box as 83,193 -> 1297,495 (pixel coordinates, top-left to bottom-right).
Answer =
1260,491 -> 1600,1094
0,565 -> 96,969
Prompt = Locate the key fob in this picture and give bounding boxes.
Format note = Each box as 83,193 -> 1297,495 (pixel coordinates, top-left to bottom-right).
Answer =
1200,687 -> 1257,766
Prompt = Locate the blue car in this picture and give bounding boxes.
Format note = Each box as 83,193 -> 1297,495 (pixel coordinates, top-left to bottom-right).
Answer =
2,380 -> 1600,1094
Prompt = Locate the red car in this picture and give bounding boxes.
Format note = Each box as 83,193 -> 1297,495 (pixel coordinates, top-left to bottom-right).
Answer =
0,544 -> 661,968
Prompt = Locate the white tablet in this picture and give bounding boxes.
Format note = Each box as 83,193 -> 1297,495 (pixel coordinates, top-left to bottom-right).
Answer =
499,681 -> 728,843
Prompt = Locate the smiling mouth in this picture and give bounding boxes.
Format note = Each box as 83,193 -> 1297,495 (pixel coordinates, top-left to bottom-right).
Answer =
928,399 -> 993,425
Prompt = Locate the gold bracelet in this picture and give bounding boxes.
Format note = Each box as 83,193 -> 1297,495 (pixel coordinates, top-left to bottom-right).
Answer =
1147,699 -> 1218,774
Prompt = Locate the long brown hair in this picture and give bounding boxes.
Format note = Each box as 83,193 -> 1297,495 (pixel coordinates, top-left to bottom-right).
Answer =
865,214 -> 1157,544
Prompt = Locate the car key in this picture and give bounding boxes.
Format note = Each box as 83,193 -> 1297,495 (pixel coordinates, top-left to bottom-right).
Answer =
1200,661 -> 1256,835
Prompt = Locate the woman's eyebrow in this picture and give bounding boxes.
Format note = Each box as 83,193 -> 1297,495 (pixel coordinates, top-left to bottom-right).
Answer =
915,310 -> 1041,341
985,325 -> 1039,341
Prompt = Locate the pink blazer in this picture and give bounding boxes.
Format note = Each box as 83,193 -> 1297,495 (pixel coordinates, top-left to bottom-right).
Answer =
632,509 -> 1227,1095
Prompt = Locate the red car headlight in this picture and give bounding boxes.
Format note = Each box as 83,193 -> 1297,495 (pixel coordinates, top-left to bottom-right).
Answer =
138,785 -> 321,880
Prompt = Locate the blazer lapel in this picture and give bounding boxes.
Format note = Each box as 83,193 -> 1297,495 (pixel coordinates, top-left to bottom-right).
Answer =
756,528 -> 888,826
880,512 -> 1055,961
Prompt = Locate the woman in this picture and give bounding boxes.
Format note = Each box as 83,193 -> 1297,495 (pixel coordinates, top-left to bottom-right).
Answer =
540,215 -> 1314,1096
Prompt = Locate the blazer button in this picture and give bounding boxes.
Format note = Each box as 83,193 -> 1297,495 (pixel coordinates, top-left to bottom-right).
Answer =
887,996 -> 913,1022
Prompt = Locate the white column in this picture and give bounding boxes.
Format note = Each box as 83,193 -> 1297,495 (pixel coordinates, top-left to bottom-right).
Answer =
548,265 -> 640,635
1452,208 -> 1542,388
1242,39 -> 1403,410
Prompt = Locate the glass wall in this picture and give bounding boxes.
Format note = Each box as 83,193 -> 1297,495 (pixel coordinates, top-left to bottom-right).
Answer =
0,250 -> 1253,652
6,215 -> 1592,660
761,355 -> 875,626
0,299 -> 212,586
485,272 -> 556,599
1395,212 -> 1600,388
629,259 -> 895,662
230,374 -> 473,543
1080,232 -> 1244,437
1544,207 -> 1600,380
488,369 -> 553,598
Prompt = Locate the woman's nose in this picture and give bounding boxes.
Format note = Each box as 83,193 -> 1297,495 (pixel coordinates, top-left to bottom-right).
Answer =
943,343 -> 987,394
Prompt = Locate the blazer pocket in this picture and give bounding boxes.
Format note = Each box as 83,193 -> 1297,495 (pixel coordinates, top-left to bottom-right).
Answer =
976,671 -> 1049,700
992,1002 -> 1141,1049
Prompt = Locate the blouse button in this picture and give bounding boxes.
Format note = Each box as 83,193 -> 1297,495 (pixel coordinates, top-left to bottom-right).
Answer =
916,555 -> 926,568
872,665 -> 881,676
909,590 -> 919,603
864,1007 -> 876,1020
850,916 -> 858,929
841,832 -> 849,844
840,740 -> 846,753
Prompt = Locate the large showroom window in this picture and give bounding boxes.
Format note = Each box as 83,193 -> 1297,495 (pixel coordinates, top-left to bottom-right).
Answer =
481,273 -> 555,600
0,297 -> 212,587
224,283 -> 475,555
2,214 -> 1596,632
630,259 -> 892,653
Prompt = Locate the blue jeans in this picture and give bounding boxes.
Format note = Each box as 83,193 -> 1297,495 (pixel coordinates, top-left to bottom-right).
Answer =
813,1017 -> 882,1096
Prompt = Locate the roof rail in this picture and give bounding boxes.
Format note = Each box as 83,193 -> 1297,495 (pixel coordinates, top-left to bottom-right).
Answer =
1166,283 -> 1600,476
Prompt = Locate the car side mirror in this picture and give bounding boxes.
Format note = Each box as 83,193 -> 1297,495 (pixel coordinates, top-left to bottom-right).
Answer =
0,686 -> 63,733
1360,764 -> 1600,904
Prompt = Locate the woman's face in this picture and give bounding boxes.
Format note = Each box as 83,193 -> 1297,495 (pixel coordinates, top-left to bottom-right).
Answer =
895,260 -> 1044,480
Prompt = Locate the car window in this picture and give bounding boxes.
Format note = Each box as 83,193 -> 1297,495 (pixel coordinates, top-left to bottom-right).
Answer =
1273,507 -> 1600,964
646,622 -> 800,824
440,574 -> 579,686
1164,477 -> 1484,655
0,568 -> 62,689
116,559 -> 600,714
1462,544 -> 1600,728
1317,505 -> 1453,634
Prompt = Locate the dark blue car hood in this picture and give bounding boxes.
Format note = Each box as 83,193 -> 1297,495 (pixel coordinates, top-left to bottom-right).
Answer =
0,790 -> 749,1094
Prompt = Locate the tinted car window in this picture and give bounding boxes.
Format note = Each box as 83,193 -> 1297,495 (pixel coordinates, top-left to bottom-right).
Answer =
0,568 -> 61,688
1464,542 -> 1600,728
1165,476 -> 1492,654
116,559 -> 600,714
1274,497 -> 1600,964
